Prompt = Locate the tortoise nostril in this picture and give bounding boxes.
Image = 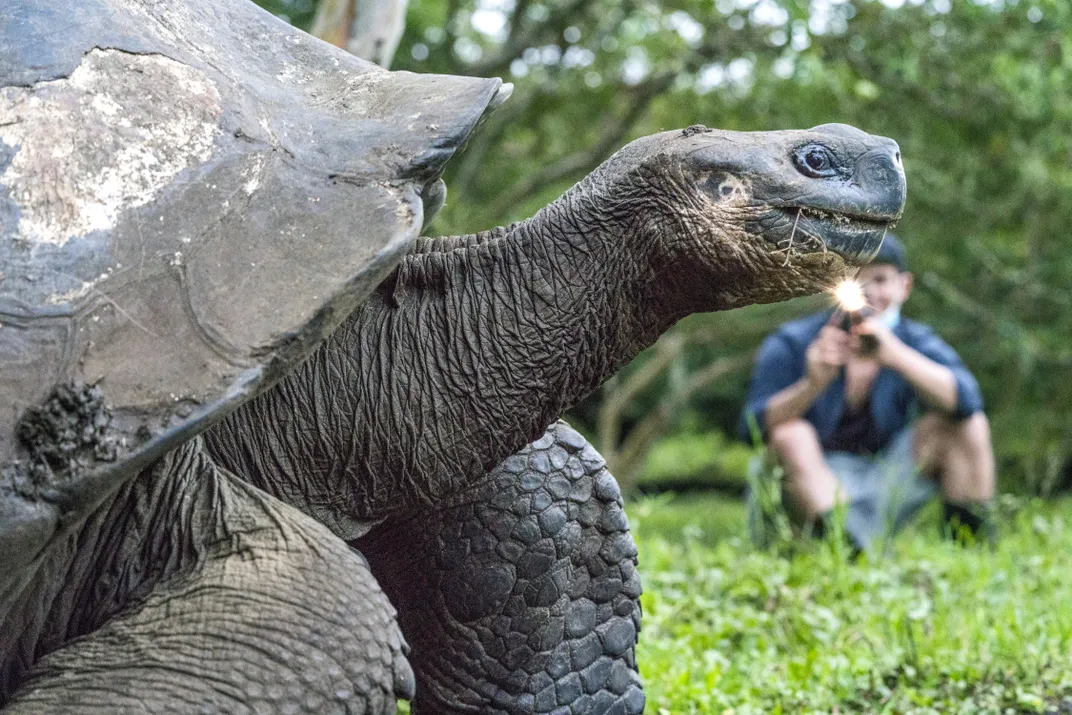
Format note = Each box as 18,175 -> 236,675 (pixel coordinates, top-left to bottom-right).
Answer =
895,151 -> 901,165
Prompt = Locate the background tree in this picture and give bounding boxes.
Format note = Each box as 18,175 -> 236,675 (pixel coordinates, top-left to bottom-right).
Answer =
259,0 -> 409,66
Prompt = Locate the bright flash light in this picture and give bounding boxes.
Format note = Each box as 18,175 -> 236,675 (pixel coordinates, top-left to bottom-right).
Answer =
833,279 -> 867,312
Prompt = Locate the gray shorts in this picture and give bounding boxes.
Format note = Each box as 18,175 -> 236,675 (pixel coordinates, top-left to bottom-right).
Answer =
748,427 -> 938,550
824,427 -> 938,548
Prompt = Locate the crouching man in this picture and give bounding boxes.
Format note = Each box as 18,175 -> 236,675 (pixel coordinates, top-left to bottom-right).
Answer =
742,234 -> 995,550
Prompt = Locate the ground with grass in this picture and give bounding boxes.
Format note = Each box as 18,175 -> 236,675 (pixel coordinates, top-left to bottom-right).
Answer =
629,493 -> 1072,714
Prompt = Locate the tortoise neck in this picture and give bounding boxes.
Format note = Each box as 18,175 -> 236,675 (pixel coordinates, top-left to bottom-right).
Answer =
408,185 -> 687,394
356,189 -> 681,497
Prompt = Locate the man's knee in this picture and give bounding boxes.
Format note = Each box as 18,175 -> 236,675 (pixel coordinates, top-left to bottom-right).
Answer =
767,420 -> 842,519
957,412 -> 992,446
915,411 -> 992,459
915,411 -> 994,501
768,418 -> 821,459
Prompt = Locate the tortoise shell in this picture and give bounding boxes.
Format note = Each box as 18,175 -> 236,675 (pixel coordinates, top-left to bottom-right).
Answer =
0,0 -> 507,586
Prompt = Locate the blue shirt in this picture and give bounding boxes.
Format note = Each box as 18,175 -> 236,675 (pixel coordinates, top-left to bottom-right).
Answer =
740,311 -> 984,451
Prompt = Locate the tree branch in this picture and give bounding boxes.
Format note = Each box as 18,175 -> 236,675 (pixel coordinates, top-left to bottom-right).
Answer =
611,354 -> 750,491
347,0 -> 410,68
502,0 -> 534,53
442,0 -> 462,69
311,0 -> 408,67
597,334 -> 684,460
488,72 -> 674,221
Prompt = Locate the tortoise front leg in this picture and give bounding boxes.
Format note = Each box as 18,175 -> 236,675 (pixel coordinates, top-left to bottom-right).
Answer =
2,442 -> 412,715
357,421 -> 645,714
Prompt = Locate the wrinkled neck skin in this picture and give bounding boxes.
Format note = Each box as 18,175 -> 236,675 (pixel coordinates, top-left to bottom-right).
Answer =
207,174 -> 727,530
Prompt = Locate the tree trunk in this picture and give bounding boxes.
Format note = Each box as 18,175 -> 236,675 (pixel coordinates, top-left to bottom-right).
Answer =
311,0 -> 409,68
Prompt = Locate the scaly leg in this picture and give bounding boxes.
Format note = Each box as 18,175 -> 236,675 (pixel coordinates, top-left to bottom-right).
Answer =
358,421 -> 644,715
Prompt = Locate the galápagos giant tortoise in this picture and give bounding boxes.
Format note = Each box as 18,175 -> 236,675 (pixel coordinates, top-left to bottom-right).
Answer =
0,0 -> 906,712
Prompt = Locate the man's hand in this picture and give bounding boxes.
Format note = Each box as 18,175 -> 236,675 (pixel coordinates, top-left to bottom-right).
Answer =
851,316 -> 901,365
805,323 -> 851,389
763,318 -> 852,430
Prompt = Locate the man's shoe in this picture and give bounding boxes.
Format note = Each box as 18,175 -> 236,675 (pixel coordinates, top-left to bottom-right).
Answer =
941,500 -> 997,546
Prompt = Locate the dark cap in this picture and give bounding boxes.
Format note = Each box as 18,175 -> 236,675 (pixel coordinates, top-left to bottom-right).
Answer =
871,232 -> 908,271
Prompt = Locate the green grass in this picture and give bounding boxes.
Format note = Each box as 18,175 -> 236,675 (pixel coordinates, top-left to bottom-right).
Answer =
629,494 -> 1072,715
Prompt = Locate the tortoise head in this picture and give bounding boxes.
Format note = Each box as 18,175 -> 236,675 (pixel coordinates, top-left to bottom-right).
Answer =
589,123 -> 906,311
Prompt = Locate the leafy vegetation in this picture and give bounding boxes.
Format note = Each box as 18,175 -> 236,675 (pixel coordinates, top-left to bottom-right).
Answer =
631,493 -> 1072,714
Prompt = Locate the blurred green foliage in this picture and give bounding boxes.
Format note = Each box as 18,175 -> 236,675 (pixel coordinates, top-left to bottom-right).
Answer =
256,0 -> 1072,493
254,0 -> 318,28
637,429 -> 755,493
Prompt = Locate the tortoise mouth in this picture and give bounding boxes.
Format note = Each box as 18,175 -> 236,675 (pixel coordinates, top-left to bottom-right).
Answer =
769,206 -> 892,265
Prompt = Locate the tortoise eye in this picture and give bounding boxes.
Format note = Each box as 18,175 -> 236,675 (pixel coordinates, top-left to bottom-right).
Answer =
793,144 -> 841,178
805,149 -> 828,171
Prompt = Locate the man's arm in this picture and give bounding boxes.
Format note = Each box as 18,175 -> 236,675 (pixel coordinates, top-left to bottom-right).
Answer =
763,324 -> 851,430
855,319 -> 958,413
763,377 -> 828,429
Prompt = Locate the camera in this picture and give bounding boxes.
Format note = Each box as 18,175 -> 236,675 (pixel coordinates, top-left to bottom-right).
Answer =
839,306 -> 879,356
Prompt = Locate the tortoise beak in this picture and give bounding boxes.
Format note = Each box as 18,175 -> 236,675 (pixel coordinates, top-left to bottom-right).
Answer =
798,210 -> 893,265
